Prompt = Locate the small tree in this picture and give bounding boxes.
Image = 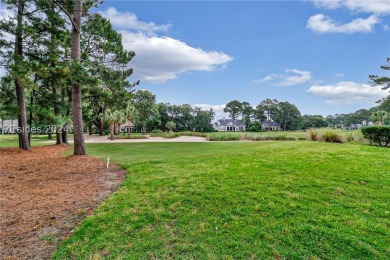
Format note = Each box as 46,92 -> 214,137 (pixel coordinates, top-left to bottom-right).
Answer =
371,111 -> 389,126
133,90 -> 158,135
224,100 -> 243,131
103,109 -> 122,140
257,99 -> 279,130
166,121 -> 176,132
241,102 -> 254,130
361,126 -> 390,147
125,102 -> 137,136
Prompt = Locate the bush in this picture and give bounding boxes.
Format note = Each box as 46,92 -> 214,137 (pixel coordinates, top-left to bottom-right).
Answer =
307,128 -> 345,143
345,131 -> 363,143
320,129 -> 344,143
207,133 -> 240,141
346,132 -> 355,142
361,126 -> 390,147
307,128 -> 319,141
248,123 -> 261,132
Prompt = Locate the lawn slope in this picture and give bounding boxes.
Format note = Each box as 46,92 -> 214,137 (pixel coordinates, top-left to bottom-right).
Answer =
54,142 -> 390,259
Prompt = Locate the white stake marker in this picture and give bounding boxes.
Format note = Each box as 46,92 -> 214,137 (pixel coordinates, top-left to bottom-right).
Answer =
107,157 -> 110,169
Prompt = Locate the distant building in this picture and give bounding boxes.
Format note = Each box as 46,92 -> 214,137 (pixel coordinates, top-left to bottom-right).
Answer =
261,121 -> 280,131
0,119 -> 18,134
214,118 -> 246,131
119,121 -> 135,133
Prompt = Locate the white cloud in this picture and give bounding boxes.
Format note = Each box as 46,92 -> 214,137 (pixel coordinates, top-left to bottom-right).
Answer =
307,81 -> 388,104
99,8 -> 233,84
120,31 -> 232,84
334,73 -> 345,77
193,104 -> 228,120
307,14 -> 378,33
251,74 -> 278,84
252,69 -> 312,87
309,0 -> 390,15
99,7 -> 171,34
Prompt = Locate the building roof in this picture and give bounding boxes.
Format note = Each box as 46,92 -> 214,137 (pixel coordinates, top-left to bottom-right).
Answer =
215,118 -> 245,127
261,121 -> 280,127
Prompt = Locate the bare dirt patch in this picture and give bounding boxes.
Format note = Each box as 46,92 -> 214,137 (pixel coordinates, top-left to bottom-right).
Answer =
0,145 -> 126,259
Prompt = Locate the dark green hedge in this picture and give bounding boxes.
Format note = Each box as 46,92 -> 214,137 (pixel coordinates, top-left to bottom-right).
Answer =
361,126 -> 390,147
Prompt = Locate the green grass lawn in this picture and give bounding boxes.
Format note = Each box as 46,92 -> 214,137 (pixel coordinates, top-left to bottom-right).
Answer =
0,134 -> 57,147
54,142 -> 390,259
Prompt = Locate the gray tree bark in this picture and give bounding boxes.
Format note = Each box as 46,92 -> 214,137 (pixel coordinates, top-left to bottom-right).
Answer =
71,0 -> 86,155
15,0 -> 30,150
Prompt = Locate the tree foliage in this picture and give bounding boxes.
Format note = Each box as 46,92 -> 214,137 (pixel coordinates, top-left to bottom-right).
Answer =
275,101 -> 301,131
361,126 -> 390,147
224,100 -> 242,126
369,58 -> 390,92
133,90 -> 158,134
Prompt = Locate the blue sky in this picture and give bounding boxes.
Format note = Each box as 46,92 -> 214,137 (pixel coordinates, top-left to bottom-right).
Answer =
2,0 -> 390,119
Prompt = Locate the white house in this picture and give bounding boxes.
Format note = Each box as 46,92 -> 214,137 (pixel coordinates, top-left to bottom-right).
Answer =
214,118 -> 246,131
261,121 -> 280,131
119,121 -> 135,133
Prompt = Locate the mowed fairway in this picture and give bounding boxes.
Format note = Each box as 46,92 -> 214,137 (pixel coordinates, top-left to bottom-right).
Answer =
54,142 -> 390,259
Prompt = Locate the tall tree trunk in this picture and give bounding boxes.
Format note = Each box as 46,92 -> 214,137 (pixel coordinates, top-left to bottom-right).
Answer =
128,119 -> 131,136
88,123 -> 92,135
62,124 -> 68,144
50,1 -> 62,146
56,132 -> 63,144
15,0 -> 29,150
28,86 -> 34,146
71,0 -> 86,155
53,86 -> 62,145
48,128 -> 52,139
109,122 -> 114,140
99,121 -> 104,136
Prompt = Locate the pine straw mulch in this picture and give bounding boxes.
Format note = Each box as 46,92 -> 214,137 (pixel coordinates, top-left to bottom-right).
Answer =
0,145 -> 126,259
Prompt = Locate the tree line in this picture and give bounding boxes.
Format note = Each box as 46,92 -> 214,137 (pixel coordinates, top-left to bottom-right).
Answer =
0,0 -> 388,155
222,97 -> 389,131
100,90 -> 216,139
0,0 -> 137,154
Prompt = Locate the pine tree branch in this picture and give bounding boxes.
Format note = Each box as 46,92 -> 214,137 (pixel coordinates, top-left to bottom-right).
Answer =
52,0 -> 78,32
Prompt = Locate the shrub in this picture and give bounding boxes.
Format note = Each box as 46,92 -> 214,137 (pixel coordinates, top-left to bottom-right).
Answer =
307,128 -> 319,141
344,131 -> 363,143
149,132 -> 180,139
320,129 -> 344,143
207,133 -> 240,141
361,126 -> 390,147
346,132 -> 355,142
351,130 -> 364,143
248,123 -> 261,132
307,128 -> 345,143
181,131 -> 208,137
